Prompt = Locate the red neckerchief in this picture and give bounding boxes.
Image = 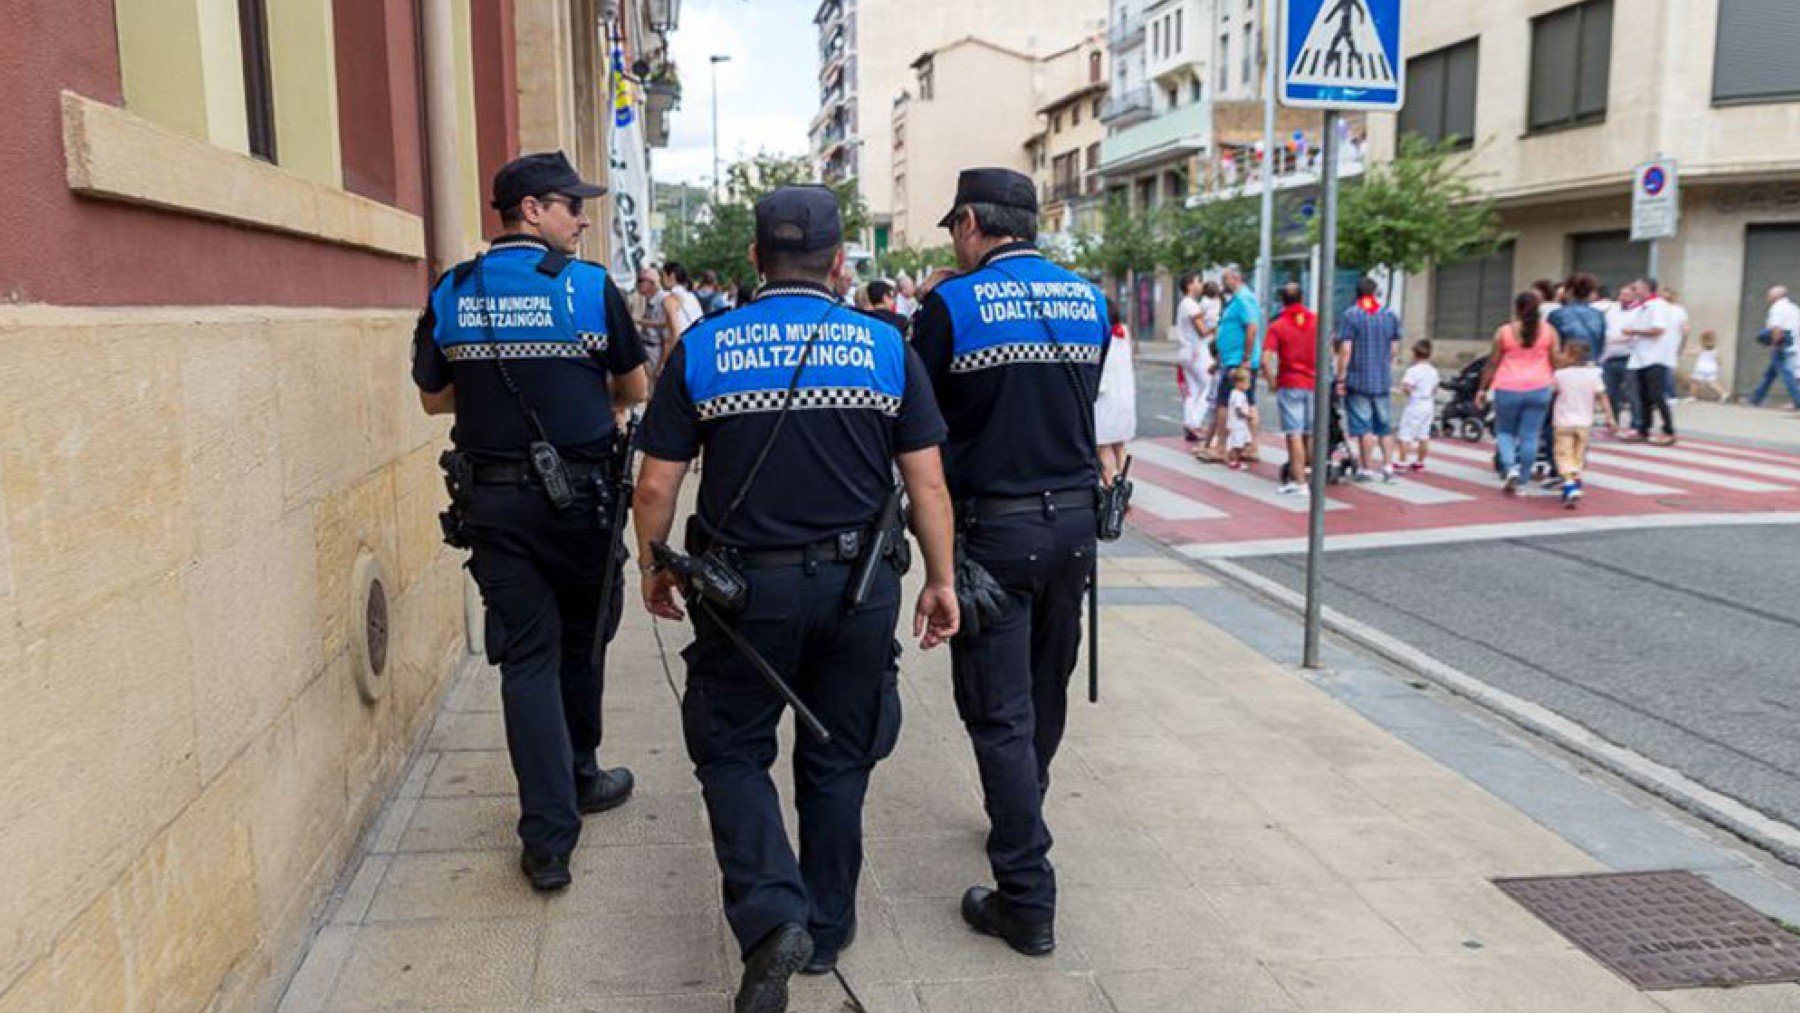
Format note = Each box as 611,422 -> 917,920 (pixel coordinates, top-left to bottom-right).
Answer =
1356,296 -> 1381,313
1280,304 -> 1313,330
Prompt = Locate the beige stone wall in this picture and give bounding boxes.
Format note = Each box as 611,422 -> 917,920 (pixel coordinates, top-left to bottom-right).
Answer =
0,305 -> 469,1012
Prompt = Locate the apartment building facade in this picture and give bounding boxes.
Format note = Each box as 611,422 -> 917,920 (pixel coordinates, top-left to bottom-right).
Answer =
1369,0 -> 1800,395
809,0 -> 1104,257
0,2 -> 675,1009
1030,33 -> 1111,253
891,38 -> 1042,248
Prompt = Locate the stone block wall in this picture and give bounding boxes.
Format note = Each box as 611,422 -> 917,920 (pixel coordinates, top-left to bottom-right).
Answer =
0,305 -> 467,1012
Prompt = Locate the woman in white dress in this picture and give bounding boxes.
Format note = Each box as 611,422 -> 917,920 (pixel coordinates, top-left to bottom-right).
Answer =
1095,301 -> 1138,481
659,261 -> 705,355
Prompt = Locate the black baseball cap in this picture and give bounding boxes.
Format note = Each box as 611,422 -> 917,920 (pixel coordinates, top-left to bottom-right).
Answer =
937,167 -> 1038,228
490,151 -> 605,211
754,186 -> 842,253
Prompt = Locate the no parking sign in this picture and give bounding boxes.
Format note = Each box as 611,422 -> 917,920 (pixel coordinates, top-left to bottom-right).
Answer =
1632,158 -> 1680,242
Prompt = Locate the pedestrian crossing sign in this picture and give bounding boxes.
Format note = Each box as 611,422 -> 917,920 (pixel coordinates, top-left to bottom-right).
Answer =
1280,0 -> 1405,111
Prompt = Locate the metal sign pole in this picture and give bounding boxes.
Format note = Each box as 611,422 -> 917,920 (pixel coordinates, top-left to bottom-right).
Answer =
1303,109 -> 1340,669
1255,0 -> 1281,314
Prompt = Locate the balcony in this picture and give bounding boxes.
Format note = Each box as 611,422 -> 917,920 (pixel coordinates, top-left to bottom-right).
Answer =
1098,100 -> 1210,176
1108,15 -> 1144,50
1101,84 -> 1152,126
813,0 -> 843,28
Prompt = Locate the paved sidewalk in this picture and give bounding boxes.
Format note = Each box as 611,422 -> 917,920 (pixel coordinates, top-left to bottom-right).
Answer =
276,543 -> 1800,1012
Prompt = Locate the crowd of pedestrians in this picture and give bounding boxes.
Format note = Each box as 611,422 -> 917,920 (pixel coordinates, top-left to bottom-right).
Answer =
1138,268 -> 1741,508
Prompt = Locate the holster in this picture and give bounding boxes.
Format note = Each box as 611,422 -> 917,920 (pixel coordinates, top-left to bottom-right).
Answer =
951,533 -> 1007,642
438,449 -> 475,548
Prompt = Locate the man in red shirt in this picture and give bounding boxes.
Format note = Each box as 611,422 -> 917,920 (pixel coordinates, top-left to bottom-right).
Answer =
1261,283 -> 1319,494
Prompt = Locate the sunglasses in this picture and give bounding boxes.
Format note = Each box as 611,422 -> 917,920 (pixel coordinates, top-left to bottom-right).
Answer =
537,194 -> 585,216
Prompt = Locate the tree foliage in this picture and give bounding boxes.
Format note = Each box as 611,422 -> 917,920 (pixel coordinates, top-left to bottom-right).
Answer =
881,245 -> 957,279
1072,194 -> 1267,280
661,152 -> 868,286
1158,196 -> 1264,277
1328,135 -> 1506,275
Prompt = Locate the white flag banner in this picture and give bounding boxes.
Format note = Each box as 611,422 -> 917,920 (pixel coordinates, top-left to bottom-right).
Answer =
609,89 -> 653,280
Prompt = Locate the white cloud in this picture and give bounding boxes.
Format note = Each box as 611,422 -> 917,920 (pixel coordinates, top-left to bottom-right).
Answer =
657,0 -> 818,187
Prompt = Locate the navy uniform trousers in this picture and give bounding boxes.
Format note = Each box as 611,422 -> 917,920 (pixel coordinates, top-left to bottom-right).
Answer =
682,560 -> 903,959
950,504 -> 1093,923
464,481 -> 626,858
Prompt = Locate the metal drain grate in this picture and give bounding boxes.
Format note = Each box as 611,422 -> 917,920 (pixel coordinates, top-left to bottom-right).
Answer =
1496,871 -> 1800,990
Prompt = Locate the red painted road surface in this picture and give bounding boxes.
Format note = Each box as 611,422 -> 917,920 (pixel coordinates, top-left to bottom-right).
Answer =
1125,433 -> 1800,558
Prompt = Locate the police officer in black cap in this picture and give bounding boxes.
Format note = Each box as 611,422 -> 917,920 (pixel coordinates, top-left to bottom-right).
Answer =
633,185 -> 960,1013
413,151 -> 649,891
910,167 -> 1110,956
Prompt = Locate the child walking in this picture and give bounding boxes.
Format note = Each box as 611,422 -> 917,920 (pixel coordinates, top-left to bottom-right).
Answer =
1395,340 -> 1439,471
1551,340 -> 1614,507
1688,331 -> 1726,402
1225,367 -> 1256,470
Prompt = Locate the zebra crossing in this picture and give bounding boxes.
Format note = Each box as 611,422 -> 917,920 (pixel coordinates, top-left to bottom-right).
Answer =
1124,434 -> 1800,558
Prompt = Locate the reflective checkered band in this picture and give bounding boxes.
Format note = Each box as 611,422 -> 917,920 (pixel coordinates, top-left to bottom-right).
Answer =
695,386 -> 902,421
442,340 -> 592,362
578,332 -> 608,354
950,341 -> 1102,374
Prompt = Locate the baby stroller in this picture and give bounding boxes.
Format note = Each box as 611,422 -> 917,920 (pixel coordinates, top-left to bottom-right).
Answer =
1438,355 -> 1493,443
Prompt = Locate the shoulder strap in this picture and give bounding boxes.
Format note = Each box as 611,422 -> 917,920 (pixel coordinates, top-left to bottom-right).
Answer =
984,261 -> 1101,468
536,249 -> 573,277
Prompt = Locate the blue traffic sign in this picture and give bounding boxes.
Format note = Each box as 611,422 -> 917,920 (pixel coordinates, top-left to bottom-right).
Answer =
1280,0 -> 1405,111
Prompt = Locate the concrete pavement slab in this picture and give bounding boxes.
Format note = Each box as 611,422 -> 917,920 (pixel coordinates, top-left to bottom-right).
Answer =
277,525 -> 1800,1012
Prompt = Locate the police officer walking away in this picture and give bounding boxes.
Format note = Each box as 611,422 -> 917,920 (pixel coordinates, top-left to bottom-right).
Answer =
633,186 -> 960,1013
910,168 -> 1109,957
413,152 -> 649,891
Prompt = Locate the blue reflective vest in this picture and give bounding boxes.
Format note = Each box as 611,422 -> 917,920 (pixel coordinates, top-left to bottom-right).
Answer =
427,238 -> 618,455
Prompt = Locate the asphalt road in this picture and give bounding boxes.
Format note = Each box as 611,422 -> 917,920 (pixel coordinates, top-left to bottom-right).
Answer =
1122,354 -> 1800,833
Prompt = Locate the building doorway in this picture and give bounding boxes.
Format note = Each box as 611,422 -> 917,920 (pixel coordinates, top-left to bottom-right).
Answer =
1735,223 -> 1800,402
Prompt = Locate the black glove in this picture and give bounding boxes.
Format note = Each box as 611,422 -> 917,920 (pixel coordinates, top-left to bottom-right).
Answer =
954,551 -> 1008,642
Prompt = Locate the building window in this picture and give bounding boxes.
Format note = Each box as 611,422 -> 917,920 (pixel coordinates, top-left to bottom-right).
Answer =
1432,242 -> 1515,341
1092,97 -> 1102,118
1713,0 -> 1800,105
1570,230 -> 1649,292
1090,50 -> 1103,83
1528,0 -> 1612,133
1190,78 -> 1202,103
1242,24 -> 1253,86
1152,19 -> 1162,58
1053,112 -> 1063,133
1400,39 -> 1478,147
1219,34 -> 1230,91
1174,9 -> 1183,53
238,0 -> 277,161
1166,84 -> 1179,108
1072,102 -> 1081,126
918,60 -> 934,100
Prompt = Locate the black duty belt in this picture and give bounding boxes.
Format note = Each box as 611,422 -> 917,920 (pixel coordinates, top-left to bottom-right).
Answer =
693,529 -> 906,571
961,488 -> 1094,522
473,459 -> 611,486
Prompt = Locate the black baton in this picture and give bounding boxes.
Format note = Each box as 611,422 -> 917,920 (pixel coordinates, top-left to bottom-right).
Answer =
697,599 -> 832,743
1088,557 -> 1099,704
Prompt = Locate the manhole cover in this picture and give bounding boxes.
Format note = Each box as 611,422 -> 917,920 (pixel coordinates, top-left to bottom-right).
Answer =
1496,871 -> 1800,990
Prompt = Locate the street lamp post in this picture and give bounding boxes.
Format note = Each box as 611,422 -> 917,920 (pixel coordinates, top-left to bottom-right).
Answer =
710,54 -> 731,201
1255,0 -> 1280,317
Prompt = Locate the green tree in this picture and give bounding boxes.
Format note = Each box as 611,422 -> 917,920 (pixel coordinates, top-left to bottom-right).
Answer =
1072,196 -> 1160,279
661,152 -> 869,287
1328,135 -> 1506,276
881,245 -> 957,279
1159,196 -> 1263,278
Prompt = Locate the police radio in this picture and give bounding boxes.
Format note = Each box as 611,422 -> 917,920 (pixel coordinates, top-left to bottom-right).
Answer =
528,439 -> 577,511
650,541 -> 749,615
1096,455 -> 1133,542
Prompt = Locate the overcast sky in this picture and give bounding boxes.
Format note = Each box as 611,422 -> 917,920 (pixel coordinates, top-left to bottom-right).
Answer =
655,0 -> 819,187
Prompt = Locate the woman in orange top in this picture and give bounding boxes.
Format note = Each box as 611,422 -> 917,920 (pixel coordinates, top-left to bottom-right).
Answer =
1475,291 -> 1561,495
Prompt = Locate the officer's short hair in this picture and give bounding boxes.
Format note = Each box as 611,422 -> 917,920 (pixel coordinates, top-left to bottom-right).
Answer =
867,279 -> 895,305
961,202 -> 1038,244
755,243 -> 839,282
